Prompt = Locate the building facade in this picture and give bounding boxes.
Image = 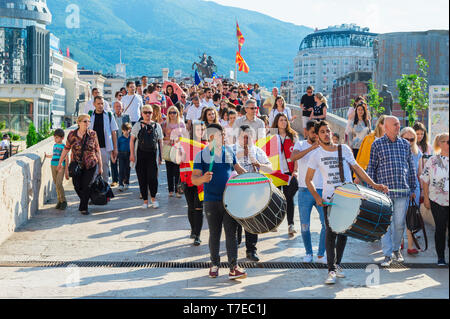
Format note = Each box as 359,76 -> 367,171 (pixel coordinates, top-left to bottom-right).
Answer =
104,76 -> 125,105
373,30 -> 449,125
293,24 -> 377,108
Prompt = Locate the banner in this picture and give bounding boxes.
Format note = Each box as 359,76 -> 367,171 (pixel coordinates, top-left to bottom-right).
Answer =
428,85 -> 449,144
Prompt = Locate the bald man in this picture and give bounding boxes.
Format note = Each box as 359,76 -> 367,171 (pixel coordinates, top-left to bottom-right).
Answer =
262,87 -> 279,116
367,116 -> 417,267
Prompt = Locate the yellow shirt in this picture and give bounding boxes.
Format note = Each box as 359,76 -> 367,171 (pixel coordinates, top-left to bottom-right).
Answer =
356,132 -> 376,170
263,95 -> 277,113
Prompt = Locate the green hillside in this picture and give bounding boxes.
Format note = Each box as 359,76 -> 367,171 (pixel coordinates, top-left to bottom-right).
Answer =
47,0 -> 312,86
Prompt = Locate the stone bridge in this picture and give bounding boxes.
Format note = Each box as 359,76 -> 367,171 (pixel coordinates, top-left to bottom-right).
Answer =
0,108 -> 447,298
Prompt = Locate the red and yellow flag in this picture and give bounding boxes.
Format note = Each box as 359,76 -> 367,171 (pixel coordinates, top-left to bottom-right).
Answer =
179,137 -> 207,201
255,135 -> 291,187
236,51 -> 250,73
236,21 -> 245,52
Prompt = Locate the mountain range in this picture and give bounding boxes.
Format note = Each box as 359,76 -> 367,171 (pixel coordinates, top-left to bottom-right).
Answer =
46,0 -> 313,87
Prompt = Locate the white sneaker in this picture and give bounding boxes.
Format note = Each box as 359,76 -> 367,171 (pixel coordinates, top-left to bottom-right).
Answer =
141,203 -> 149,209
303,254 -> 313,263
325,271 -> 337,285
317,255 -> 327,264
288,224 -> 297,236
152,201 -> 159,209
335,265 -> 346,278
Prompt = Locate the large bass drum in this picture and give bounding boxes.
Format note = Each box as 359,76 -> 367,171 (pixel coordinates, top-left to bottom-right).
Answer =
327,183 -> 393,242
223,173 -> 287,234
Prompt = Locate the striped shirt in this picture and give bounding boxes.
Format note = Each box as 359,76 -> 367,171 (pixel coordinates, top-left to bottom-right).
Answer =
367,135 -> 417,198
51,143 -> 66,167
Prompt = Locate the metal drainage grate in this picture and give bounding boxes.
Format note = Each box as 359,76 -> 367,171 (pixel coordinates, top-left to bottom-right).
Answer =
0,261 -> 444,269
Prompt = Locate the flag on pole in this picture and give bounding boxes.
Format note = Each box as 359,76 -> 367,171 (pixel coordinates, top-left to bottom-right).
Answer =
236,21 -> 245,52
179,137 -> 207,201
255,135 -> 291,187
194,70 -> 202,85
236,51 -> 250,73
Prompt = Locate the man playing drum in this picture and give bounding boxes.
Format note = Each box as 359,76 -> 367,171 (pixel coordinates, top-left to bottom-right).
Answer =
232,125 -> 273,262
305,121 -> 388,285
192,123 -> 248,280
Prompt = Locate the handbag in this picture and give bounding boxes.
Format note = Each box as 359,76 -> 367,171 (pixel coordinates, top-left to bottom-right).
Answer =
162,143 -> 173,162
406,199 -> 428,251
69,130 -> 89,178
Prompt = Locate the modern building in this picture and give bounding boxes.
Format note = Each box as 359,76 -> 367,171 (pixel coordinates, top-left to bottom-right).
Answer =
293,24 -> 377,108
332,71 -> 372,118
280,79 -> 294,105
373,30 -> 449,124
0,0 -> 58,134
104,75 -> 125,105
48,33 -> 66,128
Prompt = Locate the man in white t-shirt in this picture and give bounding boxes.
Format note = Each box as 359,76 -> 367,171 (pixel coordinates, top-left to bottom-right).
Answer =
84,88 -> 111,114
305,120 -> 388,285
291,120 -> 326,264
121,81 -> 144,125
201,88 -> 215,108
186,97 -> 205,131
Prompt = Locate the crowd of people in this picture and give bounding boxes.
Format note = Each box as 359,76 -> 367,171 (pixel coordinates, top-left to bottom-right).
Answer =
45,77 -> 448,284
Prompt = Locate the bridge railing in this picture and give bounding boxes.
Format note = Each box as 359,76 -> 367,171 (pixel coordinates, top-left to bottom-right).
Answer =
0,126 -> 76,244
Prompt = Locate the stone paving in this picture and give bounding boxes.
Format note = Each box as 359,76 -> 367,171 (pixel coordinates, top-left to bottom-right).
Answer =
0,164 -> 448,299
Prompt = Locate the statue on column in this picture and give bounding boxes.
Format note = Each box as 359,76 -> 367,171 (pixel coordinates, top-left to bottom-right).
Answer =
379,84 -> 393,115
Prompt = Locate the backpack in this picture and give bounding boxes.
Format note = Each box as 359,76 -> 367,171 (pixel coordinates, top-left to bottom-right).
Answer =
88,110 -> 112,124
138,122 -> 159,152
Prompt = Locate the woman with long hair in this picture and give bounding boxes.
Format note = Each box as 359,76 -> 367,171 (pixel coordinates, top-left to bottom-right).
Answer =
166,85 -> 178,105
400,127 -> 423,255
268,96 -> 296,126
350,102 -> 371,158
219,107 -> 229,126
420,133 -> 449,266
201,107 -> 220,126
310,92 -> 327,121
151,104 -> 165,125
413,122 -> 433,156
271,113 -> 299,237
162,106 -> 186,198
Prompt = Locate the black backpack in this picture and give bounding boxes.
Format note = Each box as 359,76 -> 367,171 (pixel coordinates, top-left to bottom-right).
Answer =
138,122 -> 158,152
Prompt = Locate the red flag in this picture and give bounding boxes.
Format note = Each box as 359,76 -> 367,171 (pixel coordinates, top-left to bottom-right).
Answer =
236,21 -> 245,52
236,51 -> 250,73
66,47 -> 70,57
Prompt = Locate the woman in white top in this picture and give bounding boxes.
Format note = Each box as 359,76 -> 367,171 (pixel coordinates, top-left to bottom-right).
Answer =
268,96 -> 296,126
420,133 -> 449,266
350,102 -> 371,159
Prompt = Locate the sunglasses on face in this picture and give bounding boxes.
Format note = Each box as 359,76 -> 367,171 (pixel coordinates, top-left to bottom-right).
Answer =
143,111 -> 153,115
405,138 -> 415,142
82,120 -> 91,123
169,112 -> 177,115
248,107 -> 258,110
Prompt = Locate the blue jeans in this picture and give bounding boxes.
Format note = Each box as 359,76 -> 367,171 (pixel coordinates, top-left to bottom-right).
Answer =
298,187 -> 326,256
381,197 -> 409,257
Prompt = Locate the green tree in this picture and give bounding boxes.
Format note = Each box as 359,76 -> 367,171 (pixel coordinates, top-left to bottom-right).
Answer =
37,120 -> 54,142
396,55 -> 429,127
367,79 -> 384,120
0,120 -> 6,131
26,122 -> 39,148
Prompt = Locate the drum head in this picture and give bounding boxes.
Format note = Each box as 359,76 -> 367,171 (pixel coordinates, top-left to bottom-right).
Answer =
170,146 -> 183,164
328,183 -> 362,234
223,173 -> 271,219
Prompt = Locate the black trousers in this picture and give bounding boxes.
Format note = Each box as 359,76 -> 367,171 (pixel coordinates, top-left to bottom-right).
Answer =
324,206 -> 348,272
136,149 -> 158,200
237,225 -> 258,253
118,151 -> 130,186
204,201 -> 239,270
278,175 -> 298,225
430,200 -> 450,260
184,185 -> 204,237
72,165 -> 97,212
166,160 -> 180,193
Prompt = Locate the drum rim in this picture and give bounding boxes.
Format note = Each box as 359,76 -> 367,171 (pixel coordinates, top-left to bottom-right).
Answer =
329,182 -> 363,235
223,172 -> 283,221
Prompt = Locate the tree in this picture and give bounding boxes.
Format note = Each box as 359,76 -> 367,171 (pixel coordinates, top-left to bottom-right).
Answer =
26,122 -> 39,148
37,120 -> 54,143
396,55 -> 429,127
367,79 -> 384,119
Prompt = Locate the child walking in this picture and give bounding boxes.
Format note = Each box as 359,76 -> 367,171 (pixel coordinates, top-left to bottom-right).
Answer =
118,123 -> 132,192
45,129 -> 69,210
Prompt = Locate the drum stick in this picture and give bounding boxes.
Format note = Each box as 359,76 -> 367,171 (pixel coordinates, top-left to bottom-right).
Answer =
209,140 -> 216,172
323,202 -> 336,206
389,189 -> 410,193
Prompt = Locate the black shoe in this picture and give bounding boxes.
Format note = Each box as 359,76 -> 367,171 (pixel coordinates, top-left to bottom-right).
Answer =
80,210 -> 90,215
190,231 -> 196,239
437,259 -> 447,266
59,201 -> 67,210
246,251 -> 260,262
55,202 -> 61,209
193,236 -> 201,246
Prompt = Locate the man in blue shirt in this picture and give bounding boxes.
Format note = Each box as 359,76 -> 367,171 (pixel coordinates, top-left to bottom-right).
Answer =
192,123 -> 248,280
367,116 -> 417,267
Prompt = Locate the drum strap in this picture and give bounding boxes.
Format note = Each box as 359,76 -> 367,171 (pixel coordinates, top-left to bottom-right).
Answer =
338,144 -> 345,184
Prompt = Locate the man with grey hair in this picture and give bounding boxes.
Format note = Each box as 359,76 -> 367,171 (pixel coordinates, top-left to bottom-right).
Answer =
262,87 -> 279,116
233,99 -> 266,141
367,116 -> 417,267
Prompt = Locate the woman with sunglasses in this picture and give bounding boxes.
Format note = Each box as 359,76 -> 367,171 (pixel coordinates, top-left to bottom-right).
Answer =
130,105 -> 164,209
400,127 -> 423,255
166,85 -> 178,106
421,133 -> 449,266
180,121 -> 208,246
57,114 -> 102,215
162,106 -> 186,198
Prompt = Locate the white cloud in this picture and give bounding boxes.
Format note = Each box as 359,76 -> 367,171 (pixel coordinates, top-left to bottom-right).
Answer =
204,0 -> 449,33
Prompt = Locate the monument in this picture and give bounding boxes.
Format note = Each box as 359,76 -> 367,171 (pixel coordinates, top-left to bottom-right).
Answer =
379,84 -> 393,115
192,53 -> 217,79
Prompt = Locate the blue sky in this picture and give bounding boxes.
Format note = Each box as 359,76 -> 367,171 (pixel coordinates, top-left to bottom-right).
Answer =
205,0 -> 449,33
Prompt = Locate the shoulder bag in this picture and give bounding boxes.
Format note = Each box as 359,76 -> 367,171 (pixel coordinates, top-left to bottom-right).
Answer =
69,130 -> 89,178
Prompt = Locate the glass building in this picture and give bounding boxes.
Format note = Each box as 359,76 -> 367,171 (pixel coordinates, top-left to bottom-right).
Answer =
293,24 -> 377,107
0,0 -> 56,134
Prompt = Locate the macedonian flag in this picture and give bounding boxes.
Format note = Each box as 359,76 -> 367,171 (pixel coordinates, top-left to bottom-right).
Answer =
236,21 -> 245,52
255,135 -> 291,187
179,137 -> 207,201
236,51 -> 250,73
